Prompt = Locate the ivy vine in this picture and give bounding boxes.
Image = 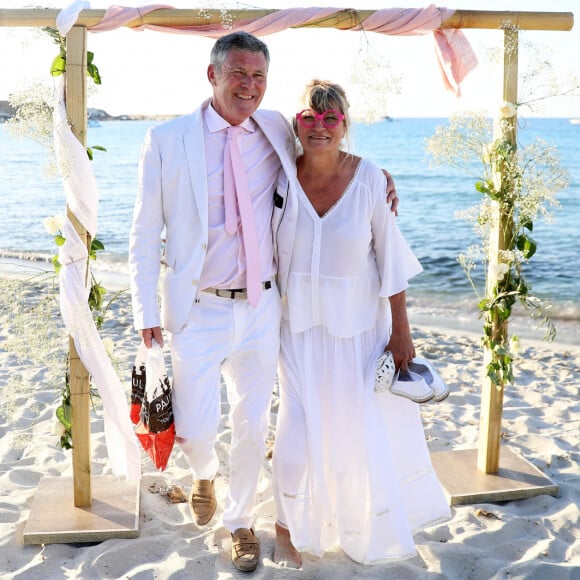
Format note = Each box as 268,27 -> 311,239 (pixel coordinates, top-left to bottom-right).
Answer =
43,27 -> 116,449
427,106 -> 568,390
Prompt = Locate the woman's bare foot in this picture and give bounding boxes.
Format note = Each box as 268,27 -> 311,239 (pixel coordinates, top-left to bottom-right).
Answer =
273,522 -> 302,568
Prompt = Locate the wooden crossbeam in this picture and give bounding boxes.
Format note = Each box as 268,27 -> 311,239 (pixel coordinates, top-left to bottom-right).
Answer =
0,8 -> 574,32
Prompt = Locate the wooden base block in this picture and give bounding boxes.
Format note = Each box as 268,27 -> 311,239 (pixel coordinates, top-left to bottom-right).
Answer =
23,475 -> 140,545
430,447 -> 559,506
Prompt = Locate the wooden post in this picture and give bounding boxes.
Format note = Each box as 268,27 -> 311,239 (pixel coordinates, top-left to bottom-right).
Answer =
65,26 -> 92,507
23,23 -> 140,545
477,28 -> 518,475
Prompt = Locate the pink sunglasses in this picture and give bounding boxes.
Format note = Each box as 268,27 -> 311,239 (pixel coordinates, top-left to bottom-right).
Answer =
296,109 -> 345,129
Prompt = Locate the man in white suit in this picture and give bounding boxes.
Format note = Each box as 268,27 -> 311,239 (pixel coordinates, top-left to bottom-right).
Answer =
129,31 -> 396,573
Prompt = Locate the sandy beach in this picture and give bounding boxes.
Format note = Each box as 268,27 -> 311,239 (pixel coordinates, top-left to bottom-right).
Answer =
0,274 -> 578,579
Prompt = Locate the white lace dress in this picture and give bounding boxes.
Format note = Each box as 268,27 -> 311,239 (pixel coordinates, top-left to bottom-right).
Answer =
273,159 -> 451,564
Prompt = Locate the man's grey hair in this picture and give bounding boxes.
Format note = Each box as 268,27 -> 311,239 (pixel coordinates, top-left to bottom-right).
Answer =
210,31 -> 270,73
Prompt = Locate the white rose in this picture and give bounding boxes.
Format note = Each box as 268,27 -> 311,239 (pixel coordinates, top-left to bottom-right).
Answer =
499,101 -> 517,118
43,214 -> 66,235
56,214 -> 66,230
498,263 -> 510,280
491,262 -> 510,281
510,335 -> 521,354
54,417 -> 66,437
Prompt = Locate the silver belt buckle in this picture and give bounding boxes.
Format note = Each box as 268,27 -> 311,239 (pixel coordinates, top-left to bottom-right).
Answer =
216,288 -> 247,300
204,281 -> 271,300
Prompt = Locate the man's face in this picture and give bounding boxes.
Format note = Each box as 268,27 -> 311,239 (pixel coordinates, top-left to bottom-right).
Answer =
208,49 -> 268,126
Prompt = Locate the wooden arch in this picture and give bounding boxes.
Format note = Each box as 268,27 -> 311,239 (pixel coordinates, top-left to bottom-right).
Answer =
0,7 -> 573,543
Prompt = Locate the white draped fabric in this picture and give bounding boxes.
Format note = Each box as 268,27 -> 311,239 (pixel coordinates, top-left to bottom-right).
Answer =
53,74 -> 141,480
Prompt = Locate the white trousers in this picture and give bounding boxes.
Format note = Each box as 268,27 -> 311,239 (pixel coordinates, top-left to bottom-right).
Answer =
170,285 -> 281,532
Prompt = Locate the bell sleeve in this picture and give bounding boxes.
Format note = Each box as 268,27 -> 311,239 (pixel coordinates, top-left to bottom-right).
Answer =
369,165 -> 423,298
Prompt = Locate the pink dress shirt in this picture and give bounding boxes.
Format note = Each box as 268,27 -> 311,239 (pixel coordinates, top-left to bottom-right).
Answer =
199,103 -> 280,290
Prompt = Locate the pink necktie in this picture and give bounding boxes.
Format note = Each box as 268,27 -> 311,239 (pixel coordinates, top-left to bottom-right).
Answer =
223,125 -> 261,306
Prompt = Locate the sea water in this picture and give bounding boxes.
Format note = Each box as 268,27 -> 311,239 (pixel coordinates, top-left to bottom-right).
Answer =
0,117 -> 578,341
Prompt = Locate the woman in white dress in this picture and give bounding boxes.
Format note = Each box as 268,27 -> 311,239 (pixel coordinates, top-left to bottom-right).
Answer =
272,80 -> 451,567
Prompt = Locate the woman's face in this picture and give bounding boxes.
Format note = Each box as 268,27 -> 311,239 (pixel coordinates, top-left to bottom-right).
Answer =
295,106 -> 346,155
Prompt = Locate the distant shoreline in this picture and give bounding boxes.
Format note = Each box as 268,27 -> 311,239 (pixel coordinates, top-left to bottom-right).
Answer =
2,100 -> 580,124
90,112 -> 179,122
0,99 -> 178,123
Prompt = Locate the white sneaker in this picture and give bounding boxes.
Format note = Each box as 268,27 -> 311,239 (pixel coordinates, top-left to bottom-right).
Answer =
389,369 -> 434,403
374,351 -> 398,392
408,357 -> 449,402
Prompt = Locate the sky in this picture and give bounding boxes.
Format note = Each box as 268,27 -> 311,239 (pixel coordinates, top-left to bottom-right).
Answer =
0,1 -> 579,119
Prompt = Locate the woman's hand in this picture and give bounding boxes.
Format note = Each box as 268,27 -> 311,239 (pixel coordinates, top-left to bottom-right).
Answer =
385,330 -> 415,372
386,291 -> 415,370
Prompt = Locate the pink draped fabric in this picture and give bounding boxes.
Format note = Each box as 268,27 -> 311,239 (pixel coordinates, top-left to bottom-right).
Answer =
86,4 -> 477,95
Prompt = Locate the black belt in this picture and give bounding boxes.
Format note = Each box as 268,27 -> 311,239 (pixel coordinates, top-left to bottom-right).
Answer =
202,281 -> 272,300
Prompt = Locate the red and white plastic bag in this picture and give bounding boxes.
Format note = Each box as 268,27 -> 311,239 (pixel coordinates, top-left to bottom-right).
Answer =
133,341 -> 175,471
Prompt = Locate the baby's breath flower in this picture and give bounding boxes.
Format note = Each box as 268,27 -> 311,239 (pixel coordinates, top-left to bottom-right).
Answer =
195,2 -> 233,28
7,80 -> 55,146
7,79 -> 60,176
427,54 -> 570,386
220,8 -> 234,29
512,249 -> 525,263
349,42 -> 401,124
493,116 -> 515,139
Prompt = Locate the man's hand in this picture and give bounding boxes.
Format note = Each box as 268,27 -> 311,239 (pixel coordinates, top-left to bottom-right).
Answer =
141,326 -> 163,348
382,169 -> 399,216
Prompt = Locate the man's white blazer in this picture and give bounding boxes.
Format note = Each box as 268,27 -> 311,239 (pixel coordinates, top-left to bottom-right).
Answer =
129,98 -> 297,334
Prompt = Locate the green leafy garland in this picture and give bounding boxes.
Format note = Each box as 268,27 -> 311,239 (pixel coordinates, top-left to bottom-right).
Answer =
46,26 -> 101,85
44,27 -> 114,449
45,218 -> 116,450
427,105 -> 569,389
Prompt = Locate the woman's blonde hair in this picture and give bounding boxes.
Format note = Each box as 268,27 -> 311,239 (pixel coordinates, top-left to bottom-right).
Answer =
301,79 -> 351,130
